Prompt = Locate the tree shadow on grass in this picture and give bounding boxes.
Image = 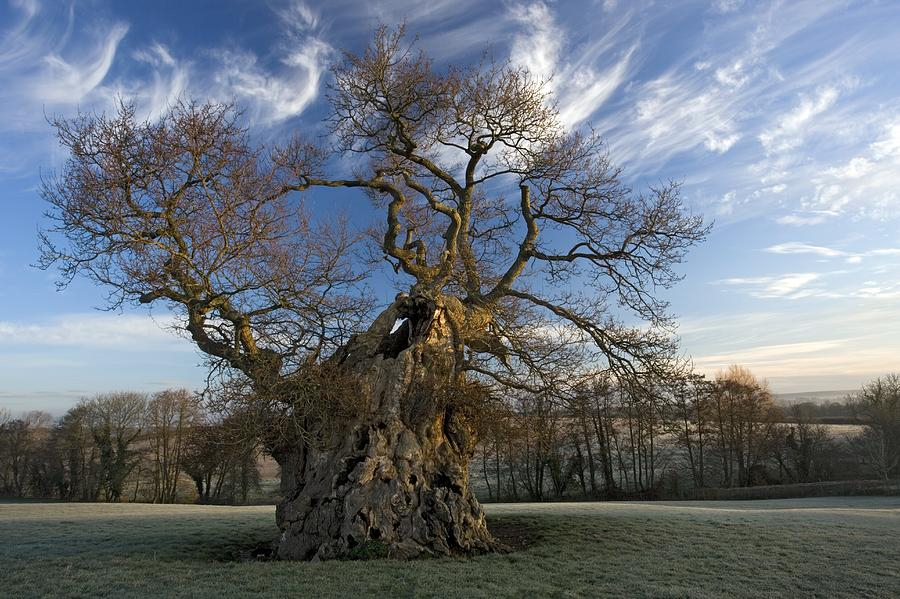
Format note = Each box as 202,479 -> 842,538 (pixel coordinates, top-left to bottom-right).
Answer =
489,518 -> 539,551
215,517 -> 541,562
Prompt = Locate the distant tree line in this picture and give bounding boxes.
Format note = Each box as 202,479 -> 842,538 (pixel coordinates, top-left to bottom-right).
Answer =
0,389 -> 262,504
473,369 -> 900,502
2,372 -> 897,504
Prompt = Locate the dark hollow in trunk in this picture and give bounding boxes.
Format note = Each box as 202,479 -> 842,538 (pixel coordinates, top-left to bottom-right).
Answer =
273,294 -> 499,560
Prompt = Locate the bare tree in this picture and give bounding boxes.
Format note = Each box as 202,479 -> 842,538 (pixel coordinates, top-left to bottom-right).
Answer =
0,411 -> 53,497
146,389 -> 201,503
849,374 -> 900,481
39,27 -> 707,559
667,373 -> 713,489
55,403 -> 101,500
182,408 -> 262,505
710,365 -> 779,487
771,403 -> 834,483
43,395 -> 146,501
88,392 -> 147,502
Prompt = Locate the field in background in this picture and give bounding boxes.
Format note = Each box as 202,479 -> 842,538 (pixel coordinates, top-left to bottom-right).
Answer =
775,390 -> 858,404
2,497 -> 898,598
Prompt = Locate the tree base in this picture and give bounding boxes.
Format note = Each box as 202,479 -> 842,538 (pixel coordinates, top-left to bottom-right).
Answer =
273,295 -> 500,560
274,418 -> 498,560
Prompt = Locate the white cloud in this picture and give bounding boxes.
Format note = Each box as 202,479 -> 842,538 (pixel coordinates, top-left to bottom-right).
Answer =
0,313 -> 190,350
33,23 -> 129,104
590,0 -> 847,176
129,43 -> 188,121
510,2 -> 560,85
212,39 -> 329,124
717,190 -> 737,215
557,51 -> 633,127
0,0 -> 43,67
869,248 -> 900,257
625,74 -> 744,163
795,121 -> 900,220
695,339 -> 845,367
758,85 -> 839,154
825,156 -> 874,180
133,43 -> 175,68
714,59 -> 748,89
718,272 -> 822,299
775,213 -> 829,226
208,1 -> 331,124
761,273 -> 821,298
509,2 -> 634,129
0,4 -> 131,172
705,131 -> 741,153
0,0 -> 331,174
871,122 -> 900,159
713,0 -> 745,14
764,242 -> 900,265
765,242 -> 845,258
279,0 -> 319,29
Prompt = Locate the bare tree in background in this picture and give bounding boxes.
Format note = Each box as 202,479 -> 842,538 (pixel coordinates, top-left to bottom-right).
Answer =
88,392 -> 146,502
667,373 -> 713,489
710,365 -> 779,487
41,394 -> 146,502
850,374 -> 900,481
771,403 -> 834,484
0,411 -> 53,497
182,414 -> 261,505
146,389 -> 201,503
39,27 -> 707,559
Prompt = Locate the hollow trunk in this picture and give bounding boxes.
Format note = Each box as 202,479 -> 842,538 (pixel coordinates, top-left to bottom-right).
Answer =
273,294 -> 498,560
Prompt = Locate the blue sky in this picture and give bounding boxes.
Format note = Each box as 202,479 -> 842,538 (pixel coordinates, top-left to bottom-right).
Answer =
2,0 -> 899,413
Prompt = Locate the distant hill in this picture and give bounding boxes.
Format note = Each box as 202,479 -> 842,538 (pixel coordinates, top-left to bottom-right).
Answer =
774,390 -> 857,404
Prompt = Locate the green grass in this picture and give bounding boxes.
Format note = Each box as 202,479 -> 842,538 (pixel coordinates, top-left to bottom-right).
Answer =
1,497 -> 898,598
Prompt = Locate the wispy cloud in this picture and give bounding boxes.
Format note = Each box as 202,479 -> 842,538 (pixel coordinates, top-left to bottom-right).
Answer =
588,0 -> 847,175
0,0 -> 336,175
509,2 -> 559,84
765,242 -> 845,258
717,272 -> 822,299
142,1 -> 332,125
0,3 -> 126,129
758,85 -> 841,154
218,0 -> 331,123
509,1 -> 636,129
210,41 -> 329,124
679,303 -> 900,391
695,339 -> 846,369
774,211 -> 837,226
713,0 -> 745,14
502,0 -> 900,232
800,120 -> 900,221
34,23 -> 129,104
765,241 -> 900,264
127,43 -> 189,121
0,313 -> 191,350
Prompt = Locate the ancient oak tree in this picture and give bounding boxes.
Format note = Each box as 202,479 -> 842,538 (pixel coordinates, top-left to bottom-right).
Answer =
40,28 -> 708,559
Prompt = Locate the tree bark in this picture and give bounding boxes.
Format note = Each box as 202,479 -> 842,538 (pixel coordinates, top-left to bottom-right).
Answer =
273,294 -> 498,560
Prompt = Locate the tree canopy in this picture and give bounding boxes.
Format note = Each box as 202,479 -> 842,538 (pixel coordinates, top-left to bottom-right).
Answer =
40,26 -> 708,401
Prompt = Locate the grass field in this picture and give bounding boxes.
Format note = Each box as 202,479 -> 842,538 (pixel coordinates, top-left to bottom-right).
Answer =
2,497 -> 898,598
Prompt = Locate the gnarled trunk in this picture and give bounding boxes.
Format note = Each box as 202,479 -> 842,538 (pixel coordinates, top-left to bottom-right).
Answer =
273,294 -> 498,560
